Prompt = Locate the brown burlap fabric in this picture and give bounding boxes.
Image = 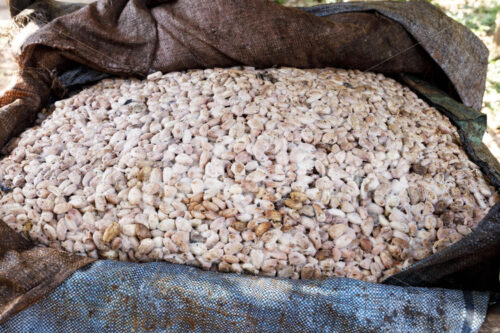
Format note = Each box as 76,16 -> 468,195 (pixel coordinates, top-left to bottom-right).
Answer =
0,0 -> 491,323
0,220 -> 94,323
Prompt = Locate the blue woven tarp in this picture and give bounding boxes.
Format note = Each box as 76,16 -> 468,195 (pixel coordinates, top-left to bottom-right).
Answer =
0,260 -> 489,332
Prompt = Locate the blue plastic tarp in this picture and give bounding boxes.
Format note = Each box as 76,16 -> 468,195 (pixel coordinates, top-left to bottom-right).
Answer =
1,260 -> 489,332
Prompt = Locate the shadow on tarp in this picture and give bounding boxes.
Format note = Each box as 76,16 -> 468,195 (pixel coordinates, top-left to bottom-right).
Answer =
0,260 -> 490,332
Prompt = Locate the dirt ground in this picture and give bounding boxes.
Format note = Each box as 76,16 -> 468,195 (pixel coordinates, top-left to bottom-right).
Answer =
0,1 -> 15,93
0,0 -> 499,159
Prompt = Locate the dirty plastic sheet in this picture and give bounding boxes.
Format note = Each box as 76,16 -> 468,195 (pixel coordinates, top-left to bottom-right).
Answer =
0,260 -> 489,332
